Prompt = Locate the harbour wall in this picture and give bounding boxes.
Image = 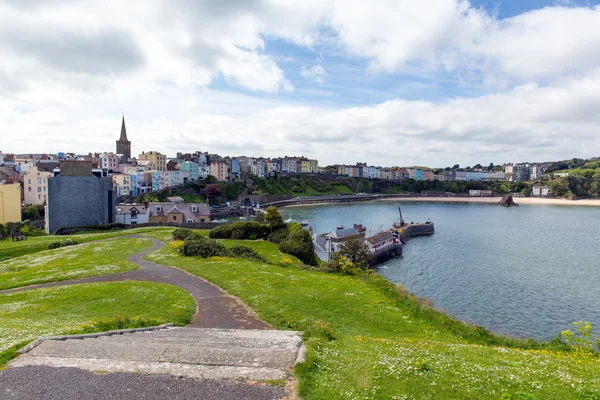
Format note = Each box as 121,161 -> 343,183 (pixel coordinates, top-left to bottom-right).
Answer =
369,243 -> 403,266
398,222 -> 435,244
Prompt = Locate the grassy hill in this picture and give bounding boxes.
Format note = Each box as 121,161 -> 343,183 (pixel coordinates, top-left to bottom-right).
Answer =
145,229 -> 600,399
3,228 -> 599,398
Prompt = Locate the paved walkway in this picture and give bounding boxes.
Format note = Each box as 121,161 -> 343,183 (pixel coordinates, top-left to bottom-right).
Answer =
0,235 -> 269,329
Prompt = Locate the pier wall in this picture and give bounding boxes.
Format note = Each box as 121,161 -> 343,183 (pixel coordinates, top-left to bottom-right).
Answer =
399,223 -> 435,243
369,243 -> 403,266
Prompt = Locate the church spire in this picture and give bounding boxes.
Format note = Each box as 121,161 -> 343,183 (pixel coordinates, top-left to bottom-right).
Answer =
116,114 -> 132,159
119,115 -> 128,141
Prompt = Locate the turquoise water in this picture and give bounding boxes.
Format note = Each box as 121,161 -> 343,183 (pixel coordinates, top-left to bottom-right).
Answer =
288,202 -> 600,339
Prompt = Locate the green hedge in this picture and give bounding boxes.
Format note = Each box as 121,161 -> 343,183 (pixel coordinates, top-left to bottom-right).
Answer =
209,222 -> 271,240
228,245 -> 265,261
182,235 -> 228,258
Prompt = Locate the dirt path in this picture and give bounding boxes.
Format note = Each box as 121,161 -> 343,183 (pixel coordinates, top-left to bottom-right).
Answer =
0,235 -> 269,330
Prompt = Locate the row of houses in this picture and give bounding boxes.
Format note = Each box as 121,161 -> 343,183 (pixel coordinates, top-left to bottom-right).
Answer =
313,224 -> 397,263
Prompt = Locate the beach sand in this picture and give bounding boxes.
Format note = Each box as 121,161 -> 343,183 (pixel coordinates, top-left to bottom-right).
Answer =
379,196 -> 600,206
282,197 -> 600,207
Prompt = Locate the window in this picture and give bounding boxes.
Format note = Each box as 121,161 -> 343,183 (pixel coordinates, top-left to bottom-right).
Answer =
172,216 -> 177,222
200,218 -> 206,223
28,179 -> 31,184
38,187 -> 41,193
156,206 -> 162,212
191,205 -> 198,212
130,210 -> 137,218
28,187 -> 31,192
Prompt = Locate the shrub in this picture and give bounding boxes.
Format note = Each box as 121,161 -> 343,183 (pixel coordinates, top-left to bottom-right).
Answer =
182,237 -> 228,258
327,254 -> 362,275
0,223 -> 7,237
279,229 -> 319,266
172,228 -> 193,241
264,206 -> 283,226
20,223 -> 46,237
186,232 -> 208,242
62,239 -> 80,247
209,224 -> 234,239
228,245 -> 265,261
48,242 -> 62,250
209,222 -> 270,240
268,222 -> 302,244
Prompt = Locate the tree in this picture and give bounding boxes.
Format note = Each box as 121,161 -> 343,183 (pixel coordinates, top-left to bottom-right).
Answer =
473,163 -> 482,170
23,205 -> 40,220
204,175 -> 217,184
264,206 -> 283,226
487,162 -> 494,171
337,238 -> 371,270
452,164 -> 460,170
204,184 -> 221,206
204,184 -> 220,197
254,211 -> 265,223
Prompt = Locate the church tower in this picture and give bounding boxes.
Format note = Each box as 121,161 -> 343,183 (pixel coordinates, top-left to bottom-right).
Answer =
116,115 -> 131,159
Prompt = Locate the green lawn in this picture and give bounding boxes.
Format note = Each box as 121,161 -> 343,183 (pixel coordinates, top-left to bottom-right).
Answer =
0,227 -> 174,261
0,238 -> 153,290
145,235 -> 600,400
142,228 -> 303,266
0,281 -> 196,366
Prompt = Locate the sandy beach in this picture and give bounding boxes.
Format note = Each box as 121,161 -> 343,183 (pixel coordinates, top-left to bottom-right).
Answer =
282,196 -> 600,207
379,196 -> 600,206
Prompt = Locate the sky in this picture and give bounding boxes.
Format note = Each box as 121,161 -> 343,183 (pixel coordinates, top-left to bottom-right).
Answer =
1,0 -> 600,167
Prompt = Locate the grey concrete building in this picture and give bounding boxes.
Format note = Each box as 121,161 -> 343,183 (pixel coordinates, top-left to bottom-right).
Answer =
46,161 -> 116,233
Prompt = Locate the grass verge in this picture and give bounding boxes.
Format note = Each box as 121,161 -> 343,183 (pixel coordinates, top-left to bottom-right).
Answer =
0,281 -> 195,368
145,234 -> 600,399
0,238 -> 153,290
0,227 -> 174,261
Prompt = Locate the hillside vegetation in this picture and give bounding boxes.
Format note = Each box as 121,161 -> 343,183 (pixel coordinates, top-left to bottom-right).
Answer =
144,228 -> 600,399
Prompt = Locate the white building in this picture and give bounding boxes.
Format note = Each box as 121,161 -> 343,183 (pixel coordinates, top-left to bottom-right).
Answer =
115,204 -> 149,224
532,186 -> 550,196
23,164 -> 55,205
101,152 -> 120,171
362,166 -> 381,179
281,157 -> 298,173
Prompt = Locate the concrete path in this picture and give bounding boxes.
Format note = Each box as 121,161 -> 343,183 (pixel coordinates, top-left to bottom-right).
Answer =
0,366 -> 288,400
0,235 -> 269,329
10,327 -> 304,381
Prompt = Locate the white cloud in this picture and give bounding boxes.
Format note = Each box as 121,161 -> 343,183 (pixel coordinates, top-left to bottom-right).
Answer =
301,65 -> 328,84
2,69 -> 600,167
1,0 -> 600,167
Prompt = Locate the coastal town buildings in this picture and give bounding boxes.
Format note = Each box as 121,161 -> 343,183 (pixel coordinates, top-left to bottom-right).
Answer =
147,198 -> 210,223
138,151 -> 167,171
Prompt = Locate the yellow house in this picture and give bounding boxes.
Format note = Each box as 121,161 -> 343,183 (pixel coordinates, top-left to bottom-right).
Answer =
138,151 -> 167,171
0,182 -> 22,223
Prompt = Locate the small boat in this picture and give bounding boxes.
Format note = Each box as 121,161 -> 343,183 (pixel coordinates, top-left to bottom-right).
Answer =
301,219 -> 313,232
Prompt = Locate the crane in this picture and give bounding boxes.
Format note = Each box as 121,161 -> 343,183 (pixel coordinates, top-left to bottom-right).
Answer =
398,207 -> 405,227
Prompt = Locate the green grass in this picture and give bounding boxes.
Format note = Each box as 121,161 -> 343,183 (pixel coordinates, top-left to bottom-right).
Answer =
0,227 -> 174,261
0,238 -> 153,290
145,235 -> 600,399
0,281 -> 196,367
